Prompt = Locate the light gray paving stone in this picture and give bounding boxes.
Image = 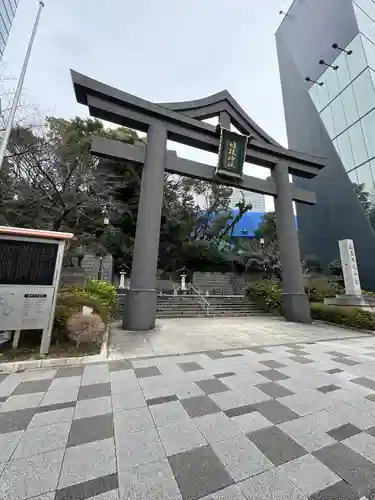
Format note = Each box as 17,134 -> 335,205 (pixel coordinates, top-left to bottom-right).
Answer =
58,438 -> 116,489
212,434 -> 273,482
238,467 -> 308,500
116,426 -> 165,468
81,365 -> 110,385
195,412 -> 243,443
23,369 -> 57,381
139,377 -> 175,400
74,396 -> 112,419
28,407 -> 75,428
169,380 -> 205,399
278,453 -> 341,497
49,377 -> 82,390
158,419 -> 207,455
326,402 -> 375,429
226,383 -> 272,405
0,373 -> 26,398
231,411 -> 273,434
150,400 -> 190,427
278,413 -> 337,452
0,430 -> 24,462
109,369 -> 138,386
119,458 -> 182,500
200,484 -> 247,500
17,493 -> 55,500
278,390 -> 334,416
113,406 -> 154,436
0,449 -> 65,500
13,422 -> 71,459
0,392 -> 44,412
41,385 -> 79,406
111,390 -> 146,411
209,390 -> 247,411
343,432 -> 375,463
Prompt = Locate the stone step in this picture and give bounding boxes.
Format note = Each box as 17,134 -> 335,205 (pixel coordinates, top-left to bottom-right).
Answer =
156,311 -> 266,318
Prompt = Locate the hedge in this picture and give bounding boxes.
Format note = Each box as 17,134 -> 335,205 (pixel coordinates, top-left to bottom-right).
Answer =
311,303 -> 375,331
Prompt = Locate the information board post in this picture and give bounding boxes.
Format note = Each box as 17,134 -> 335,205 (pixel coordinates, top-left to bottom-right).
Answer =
0,227 -> 74,355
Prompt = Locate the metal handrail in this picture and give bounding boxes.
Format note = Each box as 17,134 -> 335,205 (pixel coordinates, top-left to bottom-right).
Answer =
188,283 -> 210,316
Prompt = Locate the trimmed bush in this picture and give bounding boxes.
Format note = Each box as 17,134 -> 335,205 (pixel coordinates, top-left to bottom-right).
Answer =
86,280 -> 116,312
304,276 -> 343,303
245,279 -> 282,311
311,303 -> 375,331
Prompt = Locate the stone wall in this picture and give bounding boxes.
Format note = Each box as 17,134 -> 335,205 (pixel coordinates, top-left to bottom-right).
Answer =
81,254 -> 113,282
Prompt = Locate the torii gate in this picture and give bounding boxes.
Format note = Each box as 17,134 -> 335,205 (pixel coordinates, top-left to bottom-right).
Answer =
71,70 -> 326,331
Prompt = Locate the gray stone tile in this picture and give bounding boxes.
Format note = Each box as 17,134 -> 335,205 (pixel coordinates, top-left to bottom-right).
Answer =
326,368 -> 344,375
146,394 -> 178,406
119,458 -> 182,500
314,441 -> 375,497
36,401 -> 76,414
74,396 -> 112,419
111,390 -> 146,412
352,377 -> 375,391
108,359 -> 133,372
257,369 -> 290,381
366,393 -> 375,403
231,411 -> 273,434
248,426 -> 308,466
278,453 -> 341,497
55,366 -> 84,378
327,423 -> 362,441
178,362 -> 203,372
309,480 -> 363,500
289,356 -> 313,364
248,347 -> 269,354
0,373 -> 9,384
214,372 -> 236,379
0,408 -> 35,434
317,384 -> 341,393
0,449 -> 64,500
209,391 -> 247,411
77,382 -> 111,400
0,430 -> 24,462
256,381 -> 294,399
327,351 -> 348,357
195,412 -> 243,443
212,434 -> 273,482
13,421 -> 71,459
200,484 -> 247,500
113,406 -> 154,435
180,395 -> 221,418
239,467 -> 308,500
150,400 -> 189,427
343,432 -> 375,463
68,413 -> 114,447
12,379 -> 52,396
224,404 -> 256,418
196,378 -> 229,395
81,365 -> 109,386
23,369 -> 57,382
29,406 -> 75,428
278,390 -> 333,416
134,366 -> 161,378
41,385 -> 80,406
332,357 -> 359,366
21,493 -> 56,500
168,444 -> 234,500
55,473 -> 118,500
59,438 -> 117,489
261,360 -> 287,369
253,399 -> 299,425
116,426 -> 165,467
139,376 -> 175,399
0,392 -> 44,412
158,419 -> 206,455
49,376 -> 82,390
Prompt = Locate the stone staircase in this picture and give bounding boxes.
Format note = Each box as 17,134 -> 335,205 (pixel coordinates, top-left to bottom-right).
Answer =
192,272 -> 248,295
156,294 -> 265,318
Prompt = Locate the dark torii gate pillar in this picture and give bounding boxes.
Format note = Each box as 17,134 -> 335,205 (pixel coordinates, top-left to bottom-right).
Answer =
71,70 -> 326,330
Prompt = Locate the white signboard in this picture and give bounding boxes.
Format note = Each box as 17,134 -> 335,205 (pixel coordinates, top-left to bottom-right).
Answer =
0,286 -> 54,331
339,239 -> 361,296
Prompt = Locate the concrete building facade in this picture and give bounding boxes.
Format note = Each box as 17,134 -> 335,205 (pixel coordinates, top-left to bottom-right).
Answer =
0,0 -> 19,60
276,0 -> 375,290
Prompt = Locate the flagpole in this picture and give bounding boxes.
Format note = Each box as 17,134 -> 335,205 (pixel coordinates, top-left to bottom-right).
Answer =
0,1 -> 44,169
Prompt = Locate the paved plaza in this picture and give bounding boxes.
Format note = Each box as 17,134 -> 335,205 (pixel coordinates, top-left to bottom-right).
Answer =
2,330 -> 375,498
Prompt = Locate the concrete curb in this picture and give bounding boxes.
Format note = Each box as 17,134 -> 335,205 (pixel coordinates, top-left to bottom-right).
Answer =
0,323 -> 111,374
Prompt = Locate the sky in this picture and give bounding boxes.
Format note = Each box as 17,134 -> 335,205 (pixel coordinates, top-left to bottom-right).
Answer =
2,0 -> 293,210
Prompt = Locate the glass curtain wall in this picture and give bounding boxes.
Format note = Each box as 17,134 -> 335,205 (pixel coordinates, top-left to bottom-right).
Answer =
0,0 -> 19,59
308,0 -> 375,206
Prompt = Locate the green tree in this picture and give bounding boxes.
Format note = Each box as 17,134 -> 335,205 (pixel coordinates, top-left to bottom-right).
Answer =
254,211 -> 277,240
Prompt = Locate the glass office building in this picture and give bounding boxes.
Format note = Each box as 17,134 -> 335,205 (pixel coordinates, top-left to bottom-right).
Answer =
276,0 -> 375,290
0,0 -> 19,60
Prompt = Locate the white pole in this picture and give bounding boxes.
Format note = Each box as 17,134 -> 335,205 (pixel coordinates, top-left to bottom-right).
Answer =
0,1 -> 44,169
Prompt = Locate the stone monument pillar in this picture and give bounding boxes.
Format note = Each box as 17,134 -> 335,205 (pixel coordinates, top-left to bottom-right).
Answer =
339,239 -> 361,296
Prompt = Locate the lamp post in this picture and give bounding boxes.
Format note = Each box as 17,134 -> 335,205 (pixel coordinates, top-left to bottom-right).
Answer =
0,1 -> 45,169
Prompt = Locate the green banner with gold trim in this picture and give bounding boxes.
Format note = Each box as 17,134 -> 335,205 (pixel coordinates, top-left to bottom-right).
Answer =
215,127 -> 248,180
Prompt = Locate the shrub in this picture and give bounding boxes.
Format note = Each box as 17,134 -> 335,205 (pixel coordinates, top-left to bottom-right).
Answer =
67,313 -> 106,347
245,279 -> 282,311
305,277 -> 343,303
86,280 -> 116,312
311,303 -> 375,331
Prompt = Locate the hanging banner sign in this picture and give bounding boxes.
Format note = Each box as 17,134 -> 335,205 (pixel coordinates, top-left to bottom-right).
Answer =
215,127 -> 248,180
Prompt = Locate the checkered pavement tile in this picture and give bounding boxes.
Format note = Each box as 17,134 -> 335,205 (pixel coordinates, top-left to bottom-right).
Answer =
2,338 -> 375,498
